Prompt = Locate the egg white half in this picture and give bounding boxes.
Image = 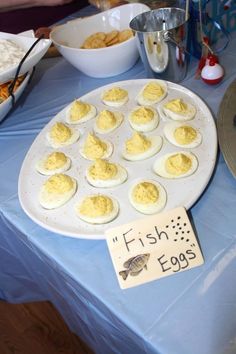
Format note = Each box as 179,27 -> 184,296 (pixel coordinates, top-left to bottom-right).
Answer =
129,179 -> 167,214
94,111 -> 124,134
161,100 -> 196,121
79,138 -> 113,161
122,135 -> 163,161
136,80 -> 167,106
164,122 -> 202,148
86,163 -> 128,188
35,152 -> 71,175
46,123 -> 80,149
101,88 -> 128,107
128,106 -> 159,132
65,102 -> 97,124
153,151 -> 198,179
75,195 -> 119,224
39,176 -> 77,209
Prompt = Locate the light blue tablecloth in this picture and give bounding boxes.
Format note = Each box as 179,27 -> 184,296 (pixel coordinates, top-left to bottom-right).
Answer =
0,10 -> 236,354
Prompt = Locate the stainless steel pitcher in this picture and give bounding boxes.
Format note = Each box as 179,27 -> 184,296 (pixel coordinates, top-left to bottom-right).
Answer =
130,7 -> 190,83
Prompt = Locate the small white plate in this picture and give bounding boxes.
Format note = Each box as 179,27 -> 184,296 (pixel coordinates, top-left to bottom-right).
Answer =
19,29 -> 35,38
0,31 -> 51,84
18,79 -> 218,239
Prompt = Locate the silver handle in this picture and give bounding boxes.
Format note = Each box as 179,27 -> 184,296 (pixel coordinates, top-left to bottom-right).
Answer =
163,31 -> 192,56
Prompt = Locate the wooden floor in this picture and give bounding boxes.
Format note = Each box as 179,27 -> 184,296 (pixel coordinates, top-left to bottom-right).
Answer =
0,300 -> 94,354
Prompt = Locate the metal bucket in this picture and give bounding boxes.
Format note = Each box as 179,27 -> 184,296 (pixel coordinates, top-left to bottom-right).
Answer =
130,7 -> 190,83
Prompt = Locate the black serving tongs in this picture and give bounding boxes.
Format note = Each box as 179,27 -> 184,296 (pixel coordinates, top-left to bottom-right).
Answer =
7,34 -> 44,107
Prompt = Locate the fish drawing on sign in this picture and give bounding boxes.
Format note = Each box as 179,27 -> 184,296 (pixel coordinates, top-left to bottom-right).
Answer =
119,253 -> 150,281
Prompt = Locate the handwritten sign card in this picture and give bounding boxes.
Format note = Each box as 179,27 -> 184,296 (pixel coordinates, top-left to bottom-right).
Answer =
105,207 -> 204,289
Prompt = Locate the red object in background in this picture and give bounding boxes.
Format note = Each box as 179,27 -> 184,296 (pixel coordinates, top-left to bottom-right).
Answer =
224,0 -> 233,10
195,37 -> 210,79
35,27 -> 52,39
201,54 -> 224,85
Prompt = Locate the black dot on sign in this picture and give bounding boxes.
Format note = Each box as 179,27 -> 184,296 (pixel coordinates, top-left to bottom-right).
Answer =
181,237 -> 184,240
166,225 -> 169,228
177,216 -> 181,220
172,225 -> 176,229
184,223 -> 187,226
179,227 -> 182,230
182,231 -> 185,234
187,231 -> 190,234
186,239 -> 189,242
177,223 -> 180,226
171,219 -> 174,222
174,239 -> 177,242
175,232 -> 178,235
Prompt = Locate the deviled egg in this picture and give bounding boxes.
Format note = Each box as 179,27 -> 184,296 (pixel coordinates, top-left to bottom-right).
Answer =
129,179 -> 167,214
86,159 -> 127,188
153,151 -> 198,179
137,80 -> 167,106
164,122 -> 202,148
39,173 -> 77,209
66,99 -> 96,124
101,87 -> 128,107
94,109 -> 123,134
79,132 -> 113,160
75,194 -> 119,224
122,131 -> 163,161
161,98 -> 196,121
47,122 -> 80,148
128,106 -> 159,132
36,151 -> 71,175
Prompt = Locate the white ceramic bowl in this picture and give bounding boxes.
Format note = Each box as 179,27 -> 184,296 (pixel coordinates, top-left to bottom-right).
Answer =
0,31 -> 51,84
50,3 -> 150,78
0,70 -> 32,123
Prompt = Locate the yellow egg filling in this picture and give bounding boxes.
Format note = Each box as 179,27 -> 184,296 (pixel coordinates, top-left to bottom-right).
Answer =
174,126 -> 197,145
79,195 -> 113,217
70,100 -> 91,121
131,107 -> 154,124
88,159 -> 117,180
97,110 -> 116,130
164,99 -> 187,113
50,123 -> 72,143
133,182 -> 159,204
44,174 -> 74,194
44,152 -> 67,170
83,133 -> 107,159
165,153 -> 192,176
143,82 -> 164,101
103,87 -> 127,102
126,132 -> 151,155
